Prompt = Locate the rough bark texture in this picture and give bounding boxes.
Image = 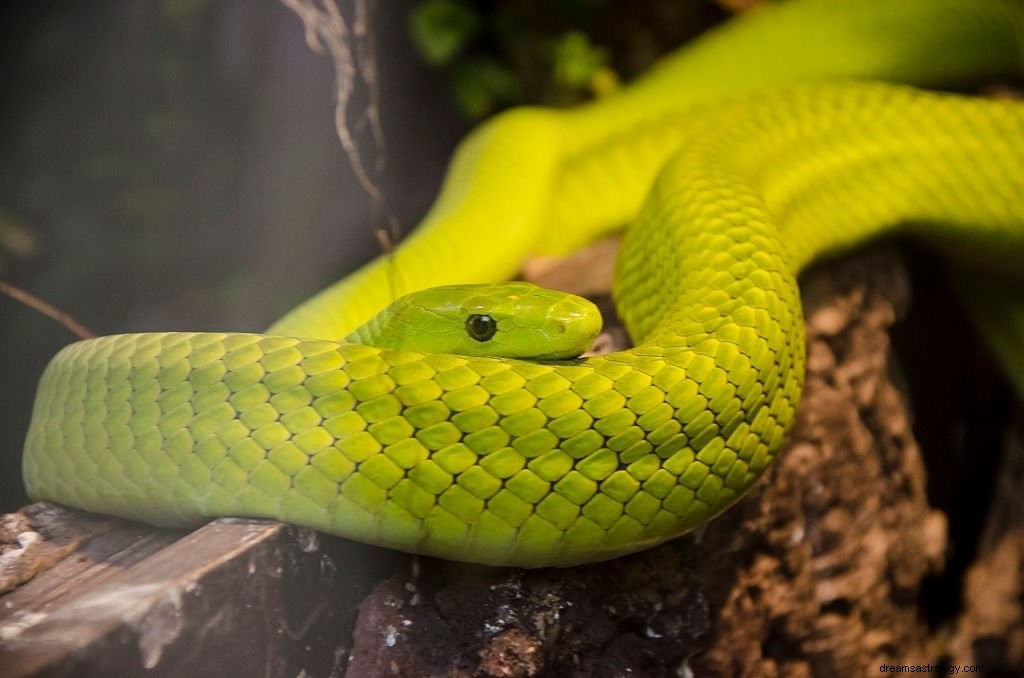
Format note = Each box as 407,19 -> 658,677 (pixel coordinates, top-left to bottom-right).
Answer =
345,243 -> 1024,677
947,421 -> 1024,670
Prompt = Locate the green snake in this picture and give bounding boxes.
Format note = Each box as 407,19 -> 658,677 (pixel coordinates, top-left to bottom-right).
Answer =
21,0 -> 1024,567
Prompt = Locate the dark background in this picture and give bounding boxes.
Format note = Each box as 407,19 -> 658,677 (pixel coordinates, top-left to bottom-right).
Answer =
0,0 -> 467,510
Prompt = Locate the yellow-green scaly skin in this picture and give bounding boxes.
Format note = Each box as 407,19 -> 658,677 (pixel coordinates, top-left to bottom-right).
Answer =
21,0 -> 1024,567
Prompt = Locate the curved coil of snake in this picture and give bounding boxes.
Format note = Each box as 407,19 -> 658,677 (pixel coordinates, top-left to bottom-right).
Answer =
22,0 -> 1024,566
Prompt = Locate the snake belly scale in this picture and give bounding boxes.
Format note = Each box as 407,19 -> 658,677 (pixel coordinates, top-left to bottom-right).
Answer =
21,0 -> 1024,567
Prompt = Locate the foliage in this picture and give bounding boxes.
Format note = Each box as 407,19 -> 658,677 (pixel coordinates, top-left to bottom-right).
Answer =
408,0 -> 731,118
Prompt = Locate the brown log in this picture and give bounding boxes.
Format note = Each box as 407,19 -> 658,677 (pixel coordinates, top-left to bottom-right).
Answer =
0,504 -> 397,677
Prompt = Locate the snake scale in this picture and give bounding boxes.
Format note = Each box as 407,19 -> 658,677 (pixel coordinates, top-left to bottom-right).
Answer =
21,0 -> 1024,567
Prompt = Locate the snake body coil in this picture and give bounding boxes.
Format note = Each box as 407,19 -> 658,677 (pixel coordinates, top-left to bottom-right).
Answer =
21,0 -> 1024,567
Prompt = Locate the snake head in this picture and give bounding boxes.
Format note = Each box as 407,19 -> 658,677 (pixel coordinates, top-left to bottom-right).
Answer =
346,281 -> 602,360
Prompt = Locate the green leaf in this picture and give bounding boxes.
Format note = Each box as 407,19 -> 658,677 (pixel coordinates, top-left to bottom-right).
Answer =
450,57 -> 522,118
552,31 -> 609,89
409,0 -> 481,66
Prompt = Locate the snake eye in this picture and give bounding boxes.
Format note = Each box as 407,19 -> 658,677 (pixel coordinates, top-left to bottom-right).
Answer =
465,314 -> 497,342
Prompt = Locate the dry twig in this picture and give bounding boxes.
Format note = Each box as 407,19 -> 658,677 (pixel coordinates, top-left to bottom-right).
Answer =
0,280 -> 95,340
278,0 -> 401,252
